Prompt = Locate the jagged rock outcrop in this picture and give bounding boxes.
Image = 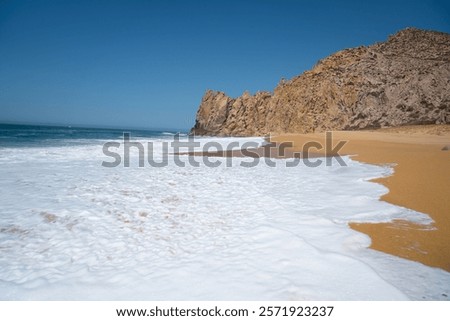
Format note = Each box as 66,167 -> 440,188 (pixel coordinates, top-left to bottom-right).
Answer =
190,28 -> 450,136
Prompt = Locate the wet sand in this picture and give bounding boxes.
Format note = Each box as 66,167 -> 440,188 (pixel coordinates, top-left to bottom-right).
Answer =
271,125 -> 450,271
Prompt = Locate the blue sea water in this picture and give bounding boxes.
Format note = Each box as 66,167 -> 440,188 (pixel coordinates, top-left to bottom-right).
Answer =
0,123 -> 185,148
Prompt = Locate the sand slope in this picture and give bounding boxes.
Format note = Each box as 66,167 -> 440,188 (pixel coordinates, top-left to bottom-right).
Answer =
272,125 -> 450,271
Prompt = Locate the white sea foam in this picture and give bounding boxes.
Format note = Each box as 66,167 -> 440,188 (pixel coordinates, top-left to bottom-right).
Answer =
0,137 -> 448,300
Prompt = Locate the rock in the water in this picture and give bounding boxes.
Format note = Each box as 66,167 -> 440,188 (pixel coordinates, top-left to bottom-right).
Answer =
190,28 -> 450,136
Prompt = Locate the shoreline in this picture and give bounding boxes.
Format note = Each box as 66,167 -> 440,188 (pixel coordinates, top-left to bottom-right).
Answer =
271,125 -> 450,272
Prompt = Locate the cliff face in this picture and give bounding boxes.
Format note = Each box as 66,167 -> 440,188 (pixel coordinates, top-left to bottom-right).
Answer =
190,28 -> 450,136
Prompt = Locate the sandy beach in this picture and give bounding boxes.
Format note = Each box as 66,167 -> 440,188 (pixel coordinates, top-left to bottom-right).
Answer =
271,125 -> 450,272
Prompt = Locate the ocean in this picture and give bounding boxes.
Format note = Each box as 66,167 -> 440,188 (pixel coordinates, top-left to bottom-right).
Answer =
0,123 -> 449,300
0,123 -> 183,148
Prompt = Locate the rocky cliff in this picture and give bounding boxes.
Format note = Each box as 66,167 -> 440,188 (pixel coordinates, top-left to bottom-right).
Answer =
190,28 -> 450,136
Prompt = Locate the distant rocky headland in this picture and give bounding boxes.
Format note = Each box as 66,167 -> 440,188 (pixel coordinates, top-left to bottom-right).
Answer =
190,28 -> 450,136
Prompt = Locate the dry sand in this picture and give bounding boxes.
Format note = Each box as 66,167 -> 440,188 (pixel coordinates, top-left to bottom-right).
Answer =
271,125 -> 450,272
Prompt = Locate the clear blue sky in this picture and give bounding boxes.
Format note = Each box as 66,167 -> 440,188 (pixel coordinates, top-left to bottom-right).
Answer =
0,0 -> 449,130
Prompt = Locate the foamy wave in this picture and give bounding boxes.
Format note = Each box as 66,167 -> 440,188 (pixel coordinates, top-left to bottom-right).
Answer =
0,138 -> 448,300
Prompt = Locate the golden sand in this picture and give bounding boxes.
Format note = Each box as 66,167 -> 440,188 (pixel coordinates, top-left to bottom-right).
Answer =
271,125 -> 450,271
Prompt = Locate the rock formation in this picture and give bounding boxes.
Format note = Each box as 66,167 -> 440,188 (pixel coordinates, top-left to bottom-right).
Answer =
190,28 -> 450,136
